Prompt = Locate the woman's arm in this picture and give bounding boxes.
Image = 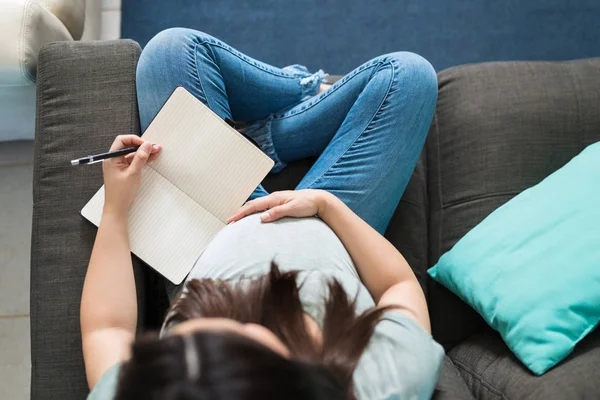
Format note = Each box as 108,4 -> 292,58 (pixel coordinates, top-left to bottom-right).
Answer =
318,192 -> 430,332
227,189 -> 431,332
80,210 -> 137,388
80,136 -> 161,389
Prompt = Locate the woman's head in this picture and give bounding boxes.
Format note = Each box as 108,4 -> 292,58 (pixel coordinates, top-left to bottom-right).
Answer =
116,263 -> 389,399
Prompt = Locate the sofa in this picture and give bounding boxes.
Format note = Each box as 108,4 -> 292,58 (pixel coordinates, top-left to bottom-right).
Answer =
30,40 -> 600,399
0,0 -> 86,141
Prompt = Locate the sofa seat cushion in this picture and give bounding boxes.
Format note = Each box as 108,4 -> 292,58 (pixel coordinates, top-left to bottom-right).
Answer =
448,328 -> 600,400
432,356 -> 475,400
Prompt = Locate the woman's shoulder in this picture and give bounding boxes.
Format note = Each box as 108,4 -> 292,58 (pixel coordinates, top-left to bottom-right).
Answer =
353,311 -> 445,400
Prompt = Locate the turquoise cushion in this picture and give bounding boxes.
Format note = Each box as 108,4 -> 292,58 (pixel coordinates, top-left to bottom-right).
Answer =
428,142 -> 600,375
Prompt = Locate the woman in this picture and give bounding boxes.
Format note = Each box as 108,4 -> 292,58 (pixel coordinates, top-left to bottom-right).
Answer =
82,28 -> 443,399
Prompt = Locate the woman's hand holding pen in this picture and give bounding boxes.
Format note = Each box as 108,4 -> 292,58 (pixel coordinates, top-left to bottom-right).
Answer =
102,135 -> 161,217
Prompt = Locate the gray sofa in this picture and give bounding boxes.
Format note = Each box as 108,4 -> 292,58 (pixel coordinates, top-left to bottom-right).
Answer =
31,40 -> 600,399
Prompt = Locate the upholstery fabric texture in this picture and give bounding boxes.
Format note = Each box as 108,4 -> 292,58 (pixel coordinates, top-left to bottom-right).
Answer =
431,357 -> 476,400
448,328 -> 600,399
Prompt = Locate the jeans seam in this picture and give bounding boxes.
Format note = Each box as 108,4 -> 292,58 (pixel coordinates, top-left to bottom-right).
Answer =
196,37 -> 305,80
274,60 -> 381,121
192,38 -> 306,114
193,42 -> 212,110
303,60 -> 395,190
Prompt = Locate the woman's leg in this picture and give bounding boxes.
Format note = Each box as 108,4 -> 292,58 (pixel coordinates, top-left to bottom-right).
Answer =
136,28 -> 437,233
135,28 -> 327,199
249,52 -> 437,234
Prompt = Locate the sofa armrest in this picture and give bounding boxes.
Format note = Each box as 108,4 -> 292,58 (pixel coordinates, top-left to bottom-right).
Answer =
30,39 -> 148,400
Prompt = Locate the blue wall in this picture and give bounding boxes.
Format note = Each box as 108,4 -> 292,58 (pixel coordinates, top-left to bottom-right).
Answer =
122,0 -> 600,73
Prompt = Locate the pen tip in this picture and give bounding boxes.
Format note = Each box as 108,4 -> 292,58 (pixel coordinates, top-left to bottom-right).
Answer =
70,160 -> 79,166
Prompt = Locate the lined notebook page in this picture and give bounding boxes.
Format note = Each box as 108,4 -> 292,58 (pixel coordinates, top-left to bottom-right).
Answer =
82,169 -> 223,284
141,87 -> 274,222
82,86 -> 274,284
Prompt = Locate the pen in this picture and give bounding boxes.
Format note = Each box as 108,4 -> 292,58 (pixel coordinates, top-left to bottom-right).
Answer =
70,146 -> 141,166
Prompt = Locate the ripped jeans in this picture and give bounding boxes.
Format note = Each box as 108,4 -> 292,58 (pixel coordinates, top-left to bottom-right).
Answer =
136,28 -> 437,234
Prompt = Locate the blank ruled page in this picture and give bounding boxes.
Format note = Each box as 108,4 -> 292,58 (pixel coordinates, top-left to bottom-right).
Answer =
81,87 -> 274,283
82,169 -> 223,284
141,87 -> 274,222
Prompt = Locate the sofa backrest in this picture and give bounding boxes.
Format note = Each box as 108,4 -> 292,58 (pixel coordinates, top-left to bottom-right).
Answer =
408,59 -> 600,347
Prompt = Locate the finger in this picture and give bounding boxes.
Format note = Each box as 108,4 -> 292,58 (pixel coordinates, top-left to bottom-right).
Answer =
124,153 -> 135,165
226,198 -> 269,223
120,143 -> 159,166
260,203 -> 297,222
109,135 -> 144,151
147,144 -> 161,162
226,195 -> 280,223
128,142 -> 153,173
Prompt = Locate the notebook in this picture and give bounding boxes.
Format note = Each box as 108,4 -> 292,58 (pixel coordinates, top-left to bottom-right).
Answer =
81,87 -> 274,284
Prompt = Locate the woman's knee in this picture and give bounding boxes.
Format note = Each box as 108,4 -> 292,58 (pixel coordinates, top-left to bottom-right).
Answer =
142,28 -> 214,55
137,28 -> 214,81
373,52 -> 438,104
136,28 -> 216,130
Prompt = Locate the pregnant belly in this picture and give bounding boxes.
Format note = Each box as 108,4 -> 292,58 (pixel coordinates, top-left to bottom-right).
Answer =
187,213 -> 357,282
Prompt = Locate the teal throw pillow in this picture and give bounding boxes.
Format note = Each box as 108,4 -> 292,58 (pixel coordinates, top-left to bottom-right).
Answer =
428,142 -> 600,375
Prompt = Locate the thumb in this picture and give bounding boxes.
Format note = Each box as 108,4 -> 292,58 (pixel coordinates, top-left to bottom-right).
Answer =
129,142 -> 152,173
260,203 -> 295,222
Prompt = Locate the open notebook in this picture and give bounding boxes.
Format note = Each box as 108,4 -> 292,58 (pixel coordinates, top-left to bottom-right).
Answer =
82,87 -> 274,284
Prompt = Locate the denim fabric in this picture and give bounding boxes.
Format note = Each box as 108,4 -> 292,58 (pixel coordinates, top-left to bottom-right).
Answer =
136,28 -> 437,234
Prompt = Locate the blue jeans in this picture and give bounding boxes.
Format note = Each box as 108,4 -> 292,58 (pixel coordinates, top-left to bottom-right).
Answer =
136,28 -> 437,234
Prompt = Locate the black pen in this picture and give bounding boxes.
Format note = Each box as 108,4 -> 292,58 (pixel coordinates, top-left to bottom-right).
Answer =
70,146 -> 141,166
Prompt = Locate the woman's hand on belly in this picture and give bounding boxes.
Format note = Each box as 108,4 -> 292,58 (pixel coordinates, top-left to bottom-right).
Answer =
227,189 -> 329,223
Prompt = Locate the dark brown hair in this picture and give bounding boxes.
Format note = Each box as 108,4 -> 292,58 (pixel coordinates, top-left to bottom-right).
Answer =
116,262 -> 390,399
